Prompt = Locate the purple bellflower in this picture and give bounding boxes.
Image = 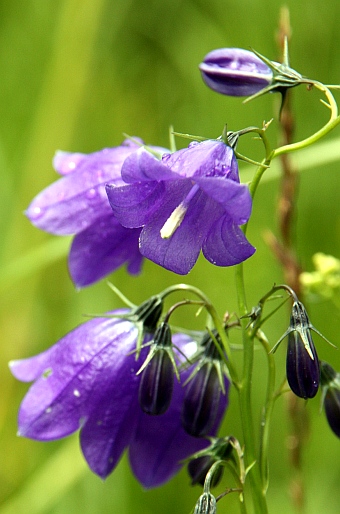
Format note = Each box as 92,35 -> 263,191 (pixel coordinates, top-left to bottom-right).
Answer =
10,306 -> 228,487
26,138 -> 167,288
199,48 -> 273,97
105,139 -> 255,275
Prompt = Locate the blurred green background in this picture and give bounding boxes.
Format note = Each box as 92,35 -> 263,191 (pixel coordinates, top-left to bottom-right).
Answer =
1,0 -> 340,513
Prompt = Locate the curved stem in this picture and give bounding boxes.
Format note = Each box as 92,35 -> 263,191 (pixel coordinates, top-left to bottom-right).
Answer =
272,82 -> 340,158
161,283 -> 239,386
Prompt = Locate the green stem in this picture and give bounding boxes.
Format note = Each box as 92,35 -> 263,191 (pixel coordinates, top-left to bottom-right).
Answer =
235,78 -> 340,514
161,283 -> 239,385
258,335 -> 276,493
235,263 -> 268,514
272,82 -> 340,158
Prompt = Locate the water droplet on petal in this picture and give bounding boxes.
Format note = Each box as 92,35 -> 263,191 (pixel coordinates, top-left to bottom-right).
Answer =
45,407 -> 52,414
30,206 -> 44,220
73,389 -> 81,397
86,188 -> 97,199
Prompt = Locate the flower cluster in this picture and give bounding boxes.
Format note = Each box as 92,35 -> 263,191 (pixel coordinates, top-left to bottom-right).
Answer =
10,297 -> 229,487
13,37 -> 340,512
26,136 -> 255,285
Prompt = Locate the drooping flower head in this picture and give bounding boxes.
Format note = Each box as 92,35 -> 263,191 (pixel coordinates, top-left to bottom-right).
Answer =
26,138 -> 167,287
106,139 -> 255,275
199,48 -> 273,97
10,297 -> 229,487
275,301 -> 320,399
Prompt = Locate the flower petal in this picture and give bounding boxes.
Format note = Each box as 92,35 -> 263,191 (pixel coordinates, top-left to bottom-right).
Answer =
26,143 -> 140,235
53,151 -> 88,176
165,140 -> 238,181
139,186 -> 220,274
68,214 -> 142,287
106,181 -> 168,228
79,353 -> 144,479
11,314 -> 137,441
202,215 -> 255,266
195,176 -> 252,224
121,147 -> 176,183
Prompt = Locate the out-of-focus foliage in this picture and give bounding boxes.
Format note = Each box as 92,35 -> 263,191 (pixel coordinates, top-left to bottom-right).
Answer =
1,0 -> 340,513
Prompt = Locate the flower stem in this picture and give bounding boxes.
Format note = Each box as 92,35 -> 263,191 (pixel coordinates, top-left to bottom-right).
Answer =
235,263 -> 269,514
161,283 -> 239,385
272,82 -> 340,158
257,334 -> 276,493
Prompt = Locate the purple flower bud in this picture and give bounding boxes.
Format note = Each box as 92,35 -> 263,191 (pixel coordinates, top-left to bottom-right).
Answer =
138,323 -> 174,415
324,388 -> 340,438
286,332 -> 320,399
182,362 -> 222,437
320,361 -> 340,438
199,48 -> 273,97
274,300 -> 321,399
188,456 -> 223,487
187,436 -> 232,486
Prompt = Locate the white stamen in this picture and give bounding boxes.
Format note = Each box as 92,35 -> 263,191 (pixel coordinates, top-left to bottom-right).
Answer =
160,203 -> 188,239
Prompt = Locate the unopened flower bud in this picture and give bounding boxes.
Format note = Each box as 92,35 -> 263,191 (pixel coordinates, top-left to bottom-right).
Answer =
188,456 -> 223,487
199,48 -> 273,97
274,301 -> 322,399
138,322 -> 175,415
188,437 -> 232,486
182,332 -> 228,437
286,331 -> 320,399
320,361 -> 340,438
182,363 -> 221,436
193,492 -> 217,514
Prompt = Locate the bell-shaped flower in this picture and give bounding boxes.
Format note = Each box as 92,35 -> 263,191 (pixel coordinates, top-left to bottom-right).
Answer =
26,138 -> 167,287
10,303 -> 227,487
199,48 -> 273,97
105,139 -> 255,275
